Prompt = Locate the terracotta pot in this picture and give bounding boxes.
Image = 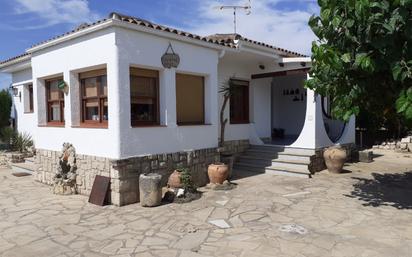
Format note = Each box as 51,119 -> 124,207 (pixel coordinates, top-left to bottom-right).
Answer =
208,163 -> 229,184
220,154 -> 234,179
167,170 -> 182,188
323,146 -> 347,173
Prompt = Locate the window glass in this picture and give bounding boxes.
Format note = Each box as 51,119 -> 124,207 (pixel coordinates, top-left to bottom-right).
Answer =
230,79 -> 249,124
80,71 -> 108,124
49,81 -> 61,100
50,103 -> 61,121
46,78 -> 64,124
130,67 -> 159,126
84,78 -> 98,97
28,84 -> 33,112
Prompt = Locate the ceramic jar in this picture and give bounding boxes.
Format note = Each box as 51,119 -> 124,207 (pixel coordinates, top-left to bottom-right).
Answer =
207,163 -> 229,184
167,170 -> 182,188
323,145 -> 347,173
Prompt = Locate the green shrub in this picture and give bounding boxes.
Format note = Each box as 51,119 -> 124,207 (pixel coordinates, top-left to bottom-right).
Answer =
0,90 -> 12,129
11,132 -> 33,153
177,167 -> 196,191
0,127 -> 16,146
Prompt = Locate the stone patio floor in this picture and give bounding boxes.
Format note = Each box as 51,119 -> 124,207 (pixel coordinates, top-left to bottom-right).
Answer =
1,150 -> 412,257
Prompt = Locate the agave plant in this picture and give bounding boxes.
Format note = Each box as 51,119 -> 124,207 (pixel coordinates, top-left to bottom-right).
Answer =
11,132 -> 34,153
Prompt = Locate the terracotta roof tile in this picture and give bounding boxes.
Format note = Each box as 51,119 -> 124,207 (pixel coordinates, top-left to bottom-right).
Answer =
0,52 -> 31,66
1,12 -> 306,66
206,33 -> 307,57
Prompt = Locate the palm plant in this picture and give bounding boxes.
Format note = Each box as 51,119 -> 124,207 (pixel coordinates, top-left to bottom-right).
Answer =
219,79 -> 237,147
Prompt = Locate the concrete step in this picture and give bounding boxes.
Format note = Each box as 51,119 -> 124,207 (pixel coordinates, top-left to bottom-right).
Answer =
25,157 -> 35,164
265,167 -> 311,178
11,162 -> 34,175
238,155 -> 311,165
249,145 -> 316,156
234,161 -> 311,178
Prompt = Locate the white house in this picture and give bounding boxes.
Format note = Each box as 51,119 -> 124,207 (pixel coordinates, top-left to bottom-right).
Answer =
0,12 -> 355,206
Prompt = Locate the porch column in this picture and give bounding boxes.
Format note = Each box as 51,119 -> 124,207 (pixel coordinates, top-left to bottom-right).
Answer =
290,74 -> 332,149
161,68 -> 177,127
106,43 -> 123,159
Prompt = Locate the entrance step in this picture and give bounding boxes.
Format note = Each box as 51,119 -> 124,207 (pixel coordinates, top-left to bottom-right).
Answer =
25,157 -> 35,165
11,162 -> 35,175
233,145 -> 314,178
249,145 -> 316,156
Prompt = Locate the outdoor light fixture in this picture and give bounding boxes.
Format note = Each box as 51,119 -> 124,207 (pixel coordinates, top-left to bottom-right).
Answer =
12,87 -> 18,97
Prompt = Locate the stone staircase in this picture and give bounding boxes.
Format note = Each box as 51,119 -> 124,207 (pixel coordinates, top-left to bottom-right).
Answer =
10,157 -> 35,174
233,145 -> 315,178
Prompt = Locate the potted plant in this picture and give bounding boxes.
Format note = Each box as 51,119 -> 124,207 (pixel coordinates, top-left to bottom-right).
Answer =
212,79 -> 237,179
323,144 -> 347,173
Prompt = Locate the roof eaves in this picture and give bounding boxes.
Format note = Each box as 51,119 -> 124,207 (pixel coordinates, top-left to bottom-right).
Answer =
0,53 -> 31,69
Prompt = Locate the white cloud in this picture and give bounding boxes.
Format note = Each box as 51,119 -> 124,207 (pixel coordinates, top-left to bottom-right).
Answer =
13,0 -> 100,29
185,0 -> 318,55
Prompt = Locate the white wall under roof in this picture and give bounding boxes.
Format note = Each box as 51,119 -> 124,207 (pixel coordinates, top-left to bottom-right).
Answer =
115,27 -> 220,158
29,27 -> 119,158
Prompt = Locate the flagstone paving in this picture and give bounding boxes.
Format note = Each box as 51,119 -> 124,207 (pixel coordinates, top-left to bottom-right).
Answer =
1,149 -> 411,257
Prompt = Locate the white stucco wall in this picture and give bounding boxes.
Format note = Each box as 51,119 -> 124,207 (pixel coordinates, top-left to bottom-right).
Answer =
218,55 -> 309,142
27,28 -> 120,158
115,27 -> 220,158
11,68 -> 36,137
251,78 -> 271,138
218,57 -> 252,141
271,74 -> 306,136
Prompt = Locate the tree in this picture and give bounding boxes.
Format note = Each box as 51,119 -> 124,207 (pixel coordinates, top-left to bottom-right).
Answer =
0,89 -> 12,129
306,0 -> 412,127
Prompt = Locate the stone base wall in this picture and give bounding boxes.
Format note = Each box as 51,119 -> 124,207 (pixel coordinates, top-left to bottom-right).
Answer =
34,140 -> 250,206
0,152 -> 33,164
34,150 -> 111,197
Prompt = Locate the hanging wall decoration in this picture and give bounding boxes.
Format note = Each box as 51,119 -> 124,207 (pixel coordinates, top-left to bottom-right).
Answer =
58,80 -> 69,95
161,43 -> 180,69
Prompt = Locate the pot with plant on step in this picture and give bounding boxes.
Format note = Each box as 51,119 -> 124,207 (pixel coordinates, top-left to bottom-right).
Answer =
167,169 -> 183,188
323,144 -> 347,173
207,163 -> 229,184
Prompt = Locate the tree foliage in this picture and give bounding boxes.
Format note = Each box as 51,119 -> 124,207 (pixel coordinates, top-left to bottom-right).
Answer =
0,89 -> 12,129
306,0 -> 412,123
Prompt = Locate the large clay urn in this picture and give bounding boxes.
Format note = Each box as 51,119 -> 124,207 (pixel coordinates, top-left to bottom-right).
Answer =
167,170 -> 182,188
323,145 -> 347,173
207,163 -> 229,184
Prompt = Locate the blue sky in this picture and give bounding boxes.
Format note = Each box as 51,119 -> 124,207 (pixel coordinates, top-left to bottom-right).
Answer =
0,0 -> 319,89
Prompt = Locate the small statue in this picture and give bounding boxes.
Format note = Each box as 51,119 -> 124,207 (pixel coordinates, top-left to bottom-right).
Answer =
53,143 -> 77,195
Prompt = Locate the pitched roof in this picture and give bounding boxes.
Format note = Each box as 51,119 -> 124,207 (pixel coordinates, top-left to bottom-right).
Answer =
0,12 -> 306,67
206,33 -> 306,57
0,52 -> 31,67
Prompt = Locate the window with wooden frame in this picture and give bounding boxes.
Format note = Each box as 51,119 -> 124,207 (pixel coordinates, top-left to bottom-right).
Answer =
27,84 -> 33,113
130,67 -> 159,127
23,84 -> 33,113
79,69 -> 108,126
46,78 -> 65,125
176,73 -> 205,125
230,79 -> 249,124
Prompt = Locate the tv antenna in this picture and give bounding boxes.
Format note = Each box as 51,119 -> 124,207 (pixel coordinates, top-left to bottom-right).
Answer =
214,0 -> 252,34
